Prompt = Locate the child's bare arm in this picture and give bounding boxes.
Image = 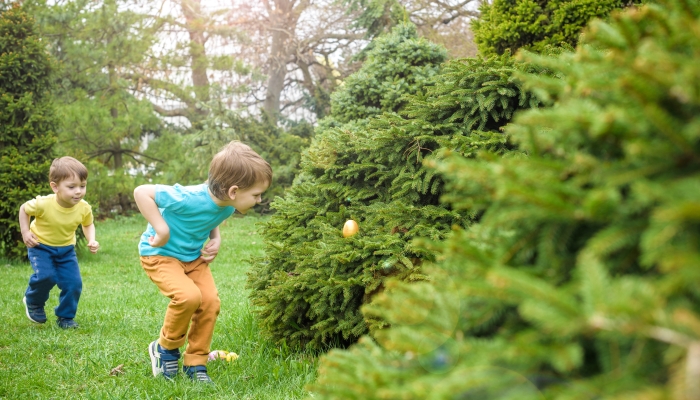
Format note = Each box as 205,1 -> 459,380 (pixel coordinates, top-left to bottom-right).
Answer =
18,204 -> 38,247
201,227 -> 221,263
133,185 -> 170,247
81,223 -> 99,254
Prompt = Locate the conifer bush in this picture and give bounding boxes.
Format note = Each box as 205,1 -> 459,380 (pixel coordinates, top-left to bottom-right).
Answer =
309,0 -> 700,397
472,0 -> 640,56
247,24 -> 543,351
0,4 -> 57,259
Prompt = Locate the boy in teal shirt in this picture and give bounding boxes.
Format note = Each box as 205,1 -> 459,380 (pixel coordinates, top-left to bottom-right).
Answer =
134,141 -> 271,383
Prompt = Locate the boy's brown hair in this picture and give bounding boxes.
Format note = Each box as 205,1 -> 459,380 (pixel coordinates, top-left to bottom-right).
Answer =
49,157 -> 88,184
208,141 -> 272,200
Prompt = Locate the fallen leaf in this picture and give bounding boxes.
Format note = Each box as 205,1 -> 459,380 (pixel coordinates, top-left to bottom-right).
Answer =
109,364 -> 125,376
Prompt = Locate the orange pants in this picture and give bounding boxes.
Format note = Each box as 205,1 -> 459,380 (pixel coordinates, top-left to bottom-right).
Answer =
140,255 -> 220,367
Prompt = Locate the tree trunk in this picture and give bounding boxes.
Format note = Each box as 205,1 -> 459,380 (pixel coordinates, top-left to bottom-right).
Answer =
264,36 -> 287,124
263,0 -> 295,124
180,0 -> 210,123
107,63 -> 131,212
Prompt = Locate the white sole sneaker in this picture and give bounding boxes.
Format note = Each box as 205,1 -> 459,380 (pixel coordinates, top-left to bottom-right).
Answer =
23,296 -> 46,324
148,340 -> 160,377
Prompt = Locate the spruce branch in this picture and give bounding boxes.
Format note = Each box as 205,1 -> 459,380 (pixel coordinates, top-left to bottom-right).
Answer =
590,314 -> 700,399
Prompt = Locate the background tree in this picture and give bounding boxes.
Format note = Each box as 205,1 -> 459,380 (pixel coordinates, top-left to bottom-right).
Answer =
471,0 -> 641,56
346,0 -> 484,58
223,0 -> 366,124
231,0 -> 485,125
309,0 -> 700,397
28,0 -> 164,215
0,4 -> 58,259
119,0 -> 256,129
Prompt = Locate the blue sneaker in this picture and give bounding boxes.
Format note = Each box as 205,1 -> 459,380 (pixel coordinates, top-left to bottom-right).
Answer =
23,296 -> 47,324
57,317 -> 78,329
149,340 -> 180,379
184,365 -> 213,383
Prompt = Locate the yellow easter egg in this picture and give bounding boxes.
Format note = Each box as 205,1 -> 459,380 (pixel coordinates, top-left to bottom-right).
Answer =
215,350 -> 227,359
342,219 -> 359,238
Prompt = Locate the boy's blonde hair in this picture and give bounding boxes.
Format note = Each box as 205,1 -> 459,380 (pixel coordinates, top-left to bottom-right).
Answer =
50,157 -> 88,184
208,141 -> 272,200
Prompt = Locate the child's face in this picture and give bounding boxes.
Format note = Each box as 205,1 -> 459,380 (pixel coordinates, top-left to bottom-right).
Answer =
228,181 -> 269,214
50,174 -> 87,208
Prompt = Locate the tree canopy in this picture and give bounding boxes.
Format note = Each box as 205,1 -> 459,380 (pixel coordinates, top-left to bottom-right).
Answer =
472,0 -> 642,56
0,3 -> 58,259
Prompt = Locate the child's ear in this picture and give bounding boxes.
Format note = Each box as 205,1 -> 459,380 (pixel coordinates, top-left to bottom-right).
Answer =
50,182 -> 58,193
227,186 -> 239,200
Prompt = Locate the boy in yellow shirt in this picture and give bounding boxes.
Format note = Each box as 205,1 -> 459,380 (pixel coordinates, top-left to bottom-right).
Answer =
19,157 -> 99,329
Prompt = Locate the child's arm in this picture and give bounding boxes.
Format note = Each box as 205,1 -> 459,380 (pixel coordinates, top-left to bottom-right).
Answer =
133,184 -> 170,247
18,204 -> 39,248
200,227 -> 221,263
81,223 -> 99,254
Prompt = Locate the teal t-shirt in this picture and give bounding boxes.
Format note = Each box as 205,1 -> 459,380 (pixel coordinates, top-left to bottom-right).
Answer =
138,183 -> 235,262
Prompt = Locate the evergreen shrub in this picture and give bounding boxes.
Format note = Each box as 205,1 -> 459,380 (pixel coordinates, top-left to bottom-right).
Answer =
247,23 -> 543,351
472,0 -> 641,56
0,4 -> 57,259
309,0 -> 700,397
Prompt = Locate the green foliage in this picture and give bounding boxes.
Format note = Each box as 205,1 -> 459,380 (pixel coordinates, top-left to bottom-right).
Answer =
0,4 -> 57,259
248,23 -> 543,351
472,0 -> 640,56
309,0 -> 700,397
28,0 -> 165,215
56,92 -> 161,218
82,160 -> 149,219
342,0 -> 406,38
326,23 -> 446,124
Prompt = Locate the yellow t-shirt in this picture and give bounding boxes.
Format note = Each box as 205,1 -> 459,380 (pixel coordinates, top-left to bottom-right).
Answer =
24,194 -> 94,247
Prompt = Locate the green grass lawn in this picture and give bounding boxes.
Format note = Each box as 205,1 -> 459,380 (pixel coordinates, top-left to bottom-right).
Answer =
0,215 -> 317,399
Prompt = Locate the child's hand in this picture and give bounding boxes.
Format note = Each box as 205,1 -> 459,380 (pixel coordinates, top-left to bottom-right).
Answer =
21,231 -> 38,248
87,240 -> 100,254
201,237 -> 221,263
148,233 -> 169,248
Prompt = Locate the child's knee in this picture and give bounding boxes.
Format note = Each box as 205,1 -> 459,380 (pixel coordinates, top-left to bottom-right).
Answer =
175,289 -> 202,311
62,279 -> 82,294
33,273 -> 57,286
201,292 -> 221,314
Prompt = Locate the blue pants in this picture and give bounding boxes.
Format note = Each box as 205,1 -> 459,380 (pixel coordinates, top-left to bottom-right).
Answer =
24,244 -> 82,319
